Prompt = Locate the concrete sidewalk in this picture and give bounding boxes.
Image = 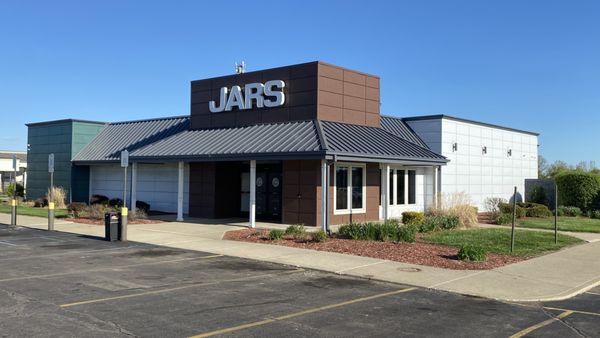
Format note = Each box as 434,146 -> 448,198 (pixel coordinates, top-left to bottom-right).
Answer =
3,213 -> 599,302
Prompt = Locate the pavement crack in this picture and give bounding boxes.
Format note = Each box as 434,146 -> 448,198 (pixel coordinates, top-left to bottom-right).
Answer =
541,307 -> 586,338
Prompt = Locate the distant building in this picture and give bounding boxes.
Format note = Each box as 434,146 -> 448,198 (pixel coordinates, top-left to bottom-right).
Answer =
0,151 -> 27,193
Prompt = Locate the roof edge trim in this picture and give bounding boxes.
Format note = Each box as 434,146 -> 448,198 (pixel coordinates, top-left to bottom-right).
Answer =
398,114 -> 539,136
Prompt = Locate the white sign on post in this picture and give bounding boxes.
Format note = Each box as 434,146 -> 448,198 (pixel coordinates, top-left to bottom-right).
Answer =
48,153 -> 55,173
121,150 -> 129,168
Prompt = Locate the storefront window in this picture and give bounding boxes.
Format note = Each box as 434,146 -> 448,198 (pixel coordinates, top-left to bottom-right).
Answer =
389,169 -> 416,206
335,167 -> 348,210
408,170 -> 416,204
352,167 -> 363,209
397,169 -> 405,205
334,164 -> 366,214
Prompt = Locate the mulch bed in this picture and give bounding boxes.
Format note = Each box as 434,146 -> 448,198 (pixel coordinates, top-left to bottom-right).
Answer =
223,229 -> 524,270
64,218 -> 163,225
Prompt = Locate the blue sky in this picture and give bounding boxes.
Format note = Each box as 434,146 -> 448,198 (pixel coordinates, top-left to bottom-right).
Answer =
1,0 -> 598,164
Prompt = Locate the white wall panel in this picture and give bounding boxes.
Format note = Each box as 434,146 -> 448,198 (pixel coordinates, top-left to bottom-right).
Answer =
91,163 -> 189,214
408,117 -> 538,210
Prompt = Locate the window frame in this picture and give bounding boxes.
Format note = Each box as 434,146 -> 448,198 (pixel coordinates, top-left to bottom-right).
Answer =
388,167 -> 417,206
333,163 -> 367,215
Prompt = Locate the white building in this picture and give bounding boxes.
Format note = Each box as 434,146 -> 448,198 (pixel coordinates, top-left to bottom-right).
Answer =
402,115 -> 539,210
0,151 -> 27,192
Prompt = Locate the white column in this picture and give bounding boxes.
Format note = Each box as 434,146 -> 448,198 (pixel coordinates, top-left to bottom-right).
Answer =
88,166 -> 93,204
131,162 -> 138,212
249,160 -> 256,228
382,164 -> 390,221
321,160 -> 328,232
177,161 -> 184,222
433,166 -> 439,208
404,168 -> 409,205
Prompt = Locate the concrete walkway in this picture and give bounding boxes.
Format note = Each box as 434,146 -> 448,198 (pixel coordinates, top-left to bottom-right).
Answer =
3,213 -> 599,302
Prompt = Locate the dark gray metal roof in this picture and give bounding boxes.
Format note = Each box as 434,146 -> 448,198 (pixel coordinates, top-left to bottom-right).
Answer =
72,116 -> 190,162
72,116 -> 446,164
129,120 -> 323,161
320,121 -> 446,162
380,115 -> 429,148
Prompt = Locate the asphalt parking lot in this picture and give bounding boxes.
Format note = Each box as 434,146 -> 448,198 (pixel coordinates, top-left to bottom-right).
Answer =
0,224 -> 598,337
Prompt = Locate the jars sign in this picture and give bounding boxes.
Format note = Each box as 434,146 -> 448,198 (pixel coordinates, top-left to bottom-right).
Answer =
209,80 -> 286,113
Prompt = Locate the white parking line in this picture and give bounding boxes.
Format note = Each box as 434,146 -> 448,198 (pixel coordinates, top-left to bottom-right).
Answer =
0,245 -> 142,262
0,241 -> 19,247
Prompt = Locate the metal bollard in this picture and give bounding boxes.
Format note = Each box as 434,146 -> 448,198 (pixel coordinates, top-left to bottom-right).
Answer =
120,207 -> 128,242
10,199 -> 17,227
48,202 -> 55,231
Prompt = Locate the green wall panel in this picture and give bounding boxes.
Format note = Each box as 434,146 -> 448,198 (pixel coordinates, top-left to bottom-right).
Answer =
26,120 -> 105,201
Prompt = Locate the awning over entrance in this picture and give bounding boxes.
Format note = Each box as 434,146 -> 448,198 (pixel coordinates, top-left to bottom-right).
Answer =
71,116 -> 447,165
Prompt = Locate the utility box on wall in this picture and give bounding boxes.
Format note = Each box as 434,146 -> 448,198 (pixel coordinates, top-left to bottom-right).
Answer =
26,119 -> 106,201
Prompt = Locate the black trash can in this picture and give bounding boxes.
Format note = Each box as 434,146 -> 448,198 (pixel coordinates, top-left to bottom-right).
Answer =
117,212 -> 124,241
104,212 -> 120,241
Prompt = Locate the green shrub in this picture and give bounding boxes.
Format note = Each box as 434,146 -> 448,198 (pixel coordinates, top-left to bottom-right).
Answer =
379,221 -> 400,242
499,203 -> 526,218
269,229 -> 284,241
525,205 -> 552,218
135,200 -> 151,213
109,198 -> 123,207
284,224 -> 306,237
337,221 -> 415,243
90,194 -> 109,205
496,213 -> 514,225
68,202 -> 87,217
398,223 -> 417,243
419,215 -> 460,232
6,183 -> 24,197
338,223 -> 363,240
556,171 -> 600,211
33,197 -> 48,208
557,206 -> 582,217
457,245 -> 487,262
401,211 -> 425,225
312,230 -> 328,242
590,210 -> 600,220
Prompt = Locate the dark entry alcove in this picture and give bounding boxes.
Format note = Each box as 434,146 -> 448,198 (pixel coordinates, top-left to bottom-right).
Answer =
214,161 -> 282,222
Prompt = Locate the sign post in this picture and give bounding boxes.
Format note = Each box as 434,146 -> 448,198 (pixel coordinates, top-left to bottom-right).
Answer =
120,150 -> 129,242
48,153 -> 55,231
10,155 -> 17,227
554,181 -> 558,244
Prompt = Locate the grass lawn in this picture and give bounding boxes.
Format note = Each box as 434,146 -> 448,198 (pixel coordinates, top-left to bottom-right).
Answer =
518,217 -> 600,233
0,204 -> 68,218
423,228 -> 583,257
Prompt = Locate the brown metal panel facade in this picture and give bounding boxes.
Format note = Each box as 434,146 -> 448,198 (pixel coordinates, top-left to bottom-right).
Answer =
190,61 -> 381,130
185,62 -> 395,226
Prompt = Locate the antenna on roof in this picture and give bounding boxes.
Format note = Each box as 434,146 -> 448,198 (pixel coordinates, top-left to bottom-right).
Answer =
235,61 -> 246,74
